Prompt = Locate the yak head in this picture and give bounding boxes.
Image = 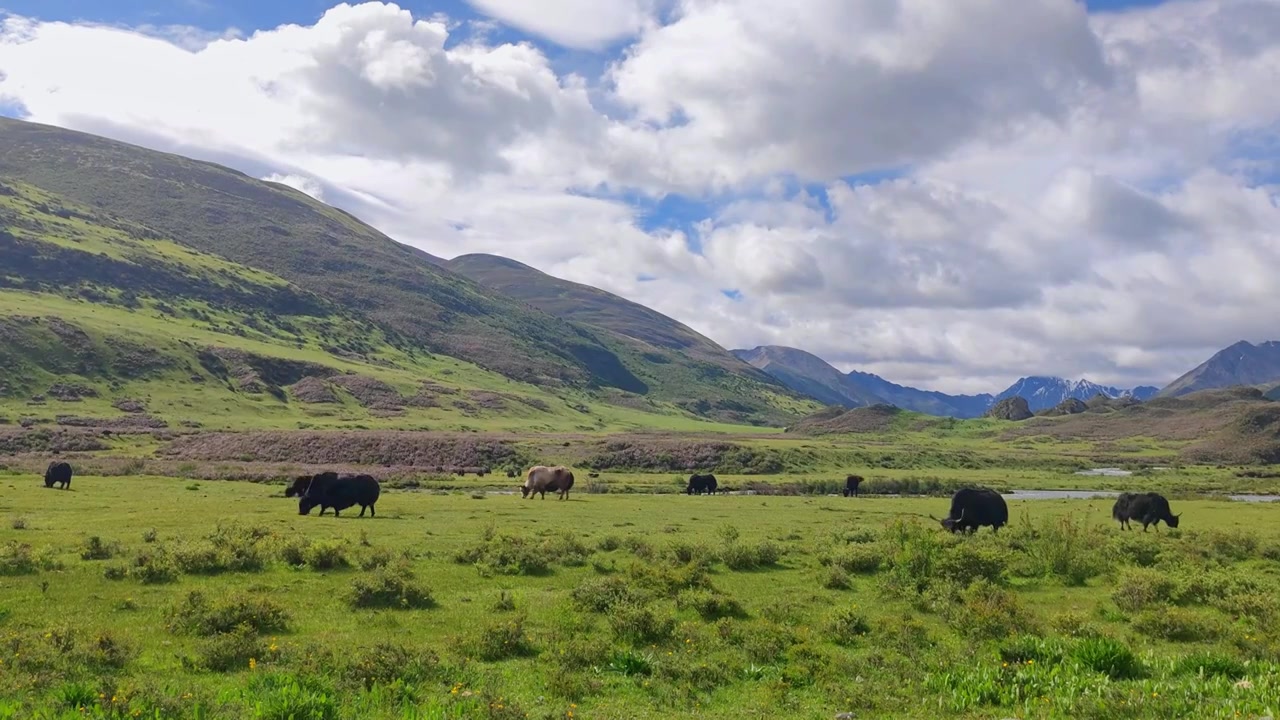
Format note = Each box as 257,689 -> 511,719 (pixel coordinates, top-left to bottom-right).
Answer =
520,484 -> 531,498
1167,513 -> 1181,528
297,496 -> 318,515
285,475 -> 312,498
931,507 -> 965,533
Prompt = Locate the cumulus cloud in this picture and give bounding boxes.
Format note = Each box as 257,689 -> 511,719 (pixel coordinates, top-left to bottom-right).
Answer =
2,0 -> 1280,396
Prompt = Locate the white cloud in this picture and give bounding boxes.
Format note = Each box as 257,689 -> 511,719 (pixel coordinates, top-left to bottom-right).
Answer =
262,173 -> 326,200
2,0 -> 1280,397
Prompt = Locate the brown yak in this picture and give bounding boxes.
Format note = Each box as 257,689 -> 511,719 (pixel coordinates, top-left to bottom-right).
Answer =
521,465 -> 575,500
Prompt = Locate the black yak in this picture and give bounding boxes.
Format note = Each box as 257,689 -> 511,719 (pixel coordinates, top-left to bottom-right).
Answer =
522,465 -> 575,500
843,475 -> 864,497
933,487 -> 1008,534
686,473 -> 718,495
43,461 -> 72,489
294,471 -> 381,518
1112,491 -> 1180,531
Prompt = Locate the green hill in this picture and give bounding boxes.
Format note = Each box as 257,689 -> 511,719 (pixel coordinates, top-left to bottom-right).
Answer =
445,253 -> 808,423
0,117 -> 818,428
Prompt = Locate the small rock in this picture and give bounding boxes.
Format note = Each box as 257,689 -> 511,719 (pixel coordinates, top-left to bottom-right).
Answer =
834,714 -> 855,720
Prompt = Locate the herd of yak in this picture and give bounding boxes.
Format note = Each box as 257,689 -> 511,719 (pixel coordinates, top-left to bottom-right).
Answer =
39,461 -> 1183,531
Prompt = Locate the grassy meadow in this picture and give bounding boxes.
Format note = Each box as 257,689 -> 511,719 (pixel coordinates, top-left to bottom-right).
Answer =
1,474 -> 1279,719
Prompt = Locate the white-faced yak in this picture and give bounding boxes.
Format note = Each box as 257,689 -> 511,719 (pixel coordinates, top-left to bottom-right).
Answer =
521,465 -> 575,500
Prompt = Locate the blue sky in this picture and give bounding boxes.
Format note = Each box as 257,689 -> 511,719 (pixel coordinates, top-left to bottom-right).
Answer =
0,0 -> 1176,40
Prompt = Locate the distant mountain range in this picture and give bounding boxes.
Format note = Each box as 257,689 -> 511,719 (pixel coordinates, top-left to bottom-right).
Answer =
1160,341 -> 1280,398
733,346 -> 1168,418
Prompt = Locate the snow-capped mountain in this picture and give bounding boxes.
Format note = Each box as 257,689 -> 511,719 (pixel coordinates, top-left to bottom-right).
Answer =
994,376 -> 1150,413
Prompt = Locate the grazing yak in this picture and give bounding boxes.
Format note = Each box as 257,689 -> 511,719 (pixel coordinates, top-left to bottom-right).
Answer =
686,473 -> 718,495
843,474 -> 864,498
933,487 -> 1008,534
290,471 -> 381,518
1112,491 -> 1180,531
43,461 -> 72,489
521,465 -> 575,500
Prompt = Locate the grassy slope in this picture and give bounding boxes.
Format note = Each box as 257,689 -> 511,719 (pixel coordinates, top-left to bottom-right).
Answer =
1,478 -> 1279,718
445,254 -> 819,424
0,117 -> 812,426
0,180 -> 773,435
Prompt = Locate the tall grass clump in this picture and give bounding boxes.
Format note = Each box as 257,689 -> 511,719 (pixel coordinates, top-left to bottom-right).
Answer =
1007,513 -> 1108,586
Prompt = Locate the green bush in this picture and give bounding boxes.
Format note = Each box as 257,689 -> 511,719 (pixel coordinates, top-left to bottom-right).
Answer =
467,614 -> 536,661
822,544 -> 882,574
347,565 -> 435,610
1173,651 -> 1248,679
1111,568 -> 1179,612
825,606 -> 871,646
608,602 -> 676,645
937,542 -> 1007,586
1132,608 -> 1225,642
79,536 -> 120,561
130,548 -> 179,584
166,591 -> 290,636
343,642 -> 440,690
675,589 -> 747,621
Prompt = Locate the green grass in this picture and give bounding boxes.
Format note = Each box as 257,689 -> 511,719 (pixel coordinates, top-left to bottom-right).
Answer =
1,475 -> 1279,718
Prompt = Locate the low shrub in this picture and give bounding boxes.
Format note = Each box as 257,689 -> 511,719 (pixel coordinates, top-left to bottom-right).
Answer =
166,591 -> 291,636
343,642 -> 441,690
1132,608 -> 1225,642
130,548 -> 179,584
0,541 -> 61,575
609,602 -> 677,645
466,614 -> 536,661
347,564 -> 435,610
720,540 -> 782,570
674,588 -> 747,621
79,536 -> 120,561
825,606 -> 871,646
190,624 -> 266,673
1173,651 -> 1248,679
1111,567 -> 1179,612
822,544 -> 882,574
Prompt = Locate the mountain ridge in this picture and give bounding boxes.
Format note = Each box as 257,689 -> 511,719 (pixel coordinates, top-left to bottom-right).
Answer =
1160,340 -> 1280,398
0,116 -> 815,427
733,345 -> 1165,418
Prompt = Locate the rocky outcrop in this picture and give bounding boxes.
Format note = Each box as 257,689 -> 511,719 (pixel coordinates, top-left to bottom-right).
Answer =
986,396 -> 1033,421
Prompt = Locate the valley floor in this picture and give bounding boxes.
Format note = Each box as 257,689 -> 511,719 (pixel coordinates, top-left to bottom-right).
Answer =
1,474 -> 1279,719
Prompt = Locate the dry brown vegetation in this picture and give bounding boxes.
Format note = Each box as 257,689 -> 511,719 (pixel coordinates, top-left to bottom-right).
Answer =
784,404 -> 904,434
1003,387 -> 1280,464
160,431 -> 528,469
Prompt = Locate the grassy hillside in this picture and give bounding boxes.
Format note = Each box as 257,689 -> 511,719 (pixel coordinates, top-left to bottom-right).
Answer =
0,117 -> 817,427
0,178 -> 791,436
445,254 -> 820,424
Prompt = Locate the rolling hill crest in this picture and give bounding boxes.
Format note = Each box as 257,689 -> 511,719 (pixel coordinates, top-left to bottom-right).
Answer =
0,116 -> 816,428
